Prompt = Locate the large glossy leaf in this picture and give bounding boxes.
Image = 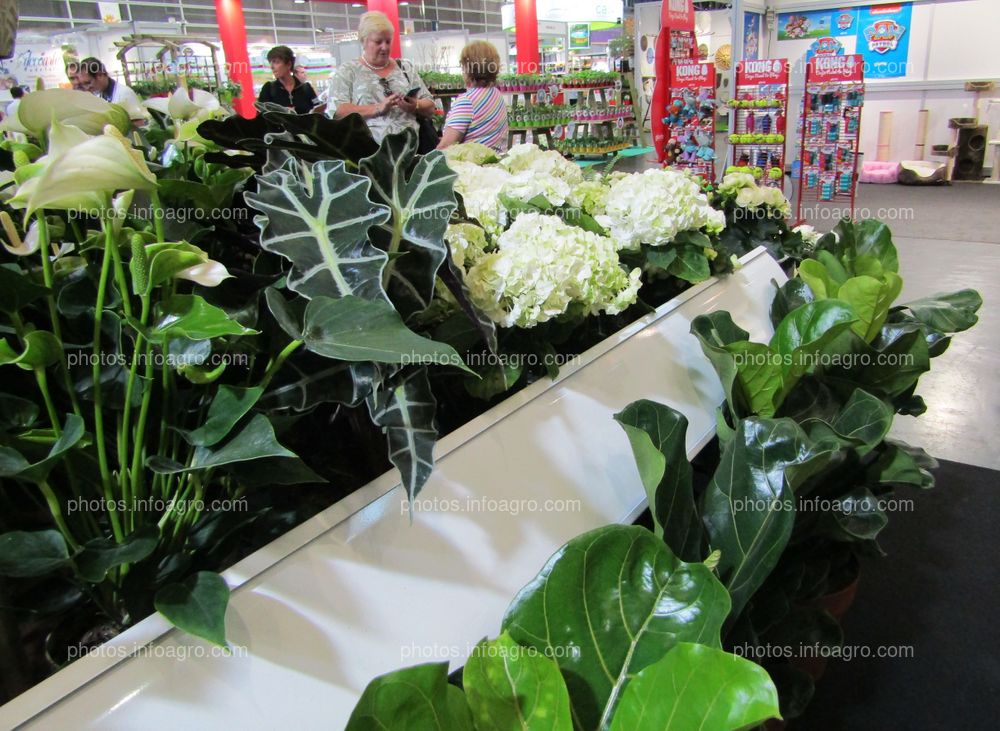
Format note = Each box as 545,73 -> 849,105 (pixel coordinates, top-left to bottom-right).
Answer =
805,388 -> 893,456
816,328 -> 930,399
895,289 -> 982,333
135,295 -> 259,343
346,662 -> 473,731
74,525 -> 159,582
0,330 -> 63,370
257,110 -> 379,164
837,273 -> 903,342
770,278 -> 815,330
0,414 -> 84,483
869,440 -> 936,488
360,131 -> 458,318
725,341 -> 785,418
0,394 -> 39,431
690,311 -> 751,421
368,368 -> 438,502
246,158 -> 391,302
154,571 -> 229,647
183,385 -> 264,447
667,246 -> 711,283
848,219 -> 898,273
769,300 -> 857,379
260,357 -> 378,411
826,487 -> 889,541
302,295 -> 471,372
463,632 -> 573,731
613,400 -> 702,561
796,259 -> 839,300
0,530 -> 71,577
502,525 -> 730,731
702,418 -> 817,618
0,265 -> 50,314
609,643 -> 780,731
147,413 -> 296,475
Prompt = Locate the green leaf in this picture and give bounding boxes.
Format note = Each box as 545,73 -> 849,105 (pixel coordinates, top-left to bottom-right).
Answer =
245,158 -> 391,302
690,311 -> 751,422
0,414 -> 84,483
837,273 -> 903,342
463,632 -> 573,731
502,525 -> 730,731
609,643 -> 780,731
437,255 -> 498,354
154,571 -> 230,647
796,258 -> 837,299
257,109 -> 380,165
667,246 -> 711,283
827,487 -> 889,541
135,294 -> 259,343
74,525 -> 159,582
897,289 -> 982,333
645,247 -> 678,271
368,368 -> 438,502
259,359 -> 378,411
346,662 -> 474,731
770,279 -> 815,330
142,242 -> 209,295
770,300 -> 857,380
147,413 -> 296,475
0,265 -> 50,314
0,530 -> 71,577
183,385 -> 264,447
725,341 -> 785,418
851,219 -> 898,273
808,389 -> 893,455
465,362 -> 523,400
0,394 -> 40,431
302,295 -> 471,372
869,441 -> 936,488
702,418 -> 816,618
0,331 -> 63,370
816,328 -> 930,399
264,286 -> 305,340
614,400 -> 701,561
360,132 -> 458,318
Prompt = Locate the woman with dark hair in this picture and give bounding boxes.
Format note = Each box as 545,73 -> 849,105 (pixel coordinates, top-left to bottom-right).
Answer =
257,45 -> 322,114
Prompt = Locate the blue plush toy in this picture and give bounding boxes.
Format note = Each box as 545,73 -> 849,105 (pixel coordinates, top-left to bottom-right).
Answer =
694,129 -> 715,161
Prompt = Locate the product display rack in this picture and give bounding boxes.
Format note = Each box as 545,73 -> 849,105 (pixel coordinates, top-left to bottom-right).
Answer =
794,54 -> 865,223
726,59 -> 789,188
651,0 -> 696,162
114,35 -> 223,92
661,60 -> 716,179
564,79 -> 638,159
504,85 -> 562,150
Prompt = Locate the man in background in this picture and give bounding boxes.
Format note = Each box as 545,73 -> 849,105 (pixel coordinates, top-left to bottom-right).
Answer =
66,61 -> 84,90
76,57 -> 145,121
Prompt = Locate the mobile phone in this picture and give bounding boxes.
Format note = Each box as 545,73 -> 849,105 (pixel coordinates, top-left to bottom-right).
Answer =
405,87 -> 421,99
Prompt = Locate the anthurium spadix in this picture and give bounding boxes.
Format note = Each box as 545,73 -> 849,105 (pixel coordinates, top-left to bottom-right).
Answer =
18,122 -> 157,216
2,89 -> 131,138
144,87 -> 221,122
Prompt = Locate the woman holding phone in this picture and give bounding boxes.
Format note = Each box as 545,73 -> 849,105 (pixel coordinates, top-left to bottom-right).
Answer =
329,11 -> 436,145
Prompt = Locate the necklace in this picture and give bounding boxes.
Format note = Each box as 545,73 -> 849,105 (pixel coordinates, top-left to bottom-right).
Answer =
361,55 -> 390,71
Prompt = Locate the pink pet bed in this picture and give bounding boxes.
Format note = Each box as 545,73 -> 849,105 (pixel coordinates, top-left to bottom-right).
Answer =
859,161 -> 901,184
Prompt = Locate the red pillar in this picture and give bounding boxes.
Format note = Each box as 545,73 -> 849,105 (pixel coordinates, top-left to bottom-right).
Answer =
367,0 -> 402,58
514,0 -> 539,74
216,0 -> 256,118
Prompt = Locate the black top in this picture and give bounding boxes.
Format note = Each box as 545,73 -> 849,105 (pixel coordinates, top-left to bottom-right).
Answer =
257,78 -> 320,114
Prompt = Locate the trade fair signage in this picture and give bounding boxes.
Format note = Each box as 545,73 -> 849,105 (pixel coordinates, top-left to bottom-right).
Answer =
743,12 -> 762,61
778,8 -> 858,40
570,23 -> 591,49
807,53 -> 864,84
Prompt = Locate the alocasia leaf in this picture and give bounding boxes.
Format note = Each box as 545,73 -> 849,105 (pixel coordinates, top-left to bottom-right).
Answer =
367,367 -> 438,502
609,643 -> 780,731
360,131 -> 458,318
346,662 -> 473,731
502,525 -> 730,731
245,158 -> 392,302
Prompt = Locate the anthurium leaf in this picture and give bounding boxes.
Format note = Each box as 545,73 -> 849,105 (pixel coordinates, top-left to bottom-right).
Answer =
147,413 -> 296,475
770,300 -> 857,381
74,524 -> 160,582
502,525 -> 730,731
16,89 -> 130,137
183,385 -> 264,447
837,273 -> 903,342
668,245 -> 711,283
264,287 -> 304,340
245,158 -> 391,302
302,295 -> 472,373
368,368 -> 438,502
0,414 -> 84,483
725,341 -> 785,417
154,571 -> 229,647
851,219 -> 898,273
135,294 -> 259,343
0,394 -> 40,431
346,662 -> 474,731
614,400 -> 702,561
0,265 -> 50,314
0,530 -> 71,577
143,243 -> 209,295
895,289 -> 982,333
360,131 -> 458,318
690,311 -> 751,422
0,331 -> 62,370
770,278 -> 815,330
702,417 -> 816,618
463,631 -> 573,731
609,642 -> 780,731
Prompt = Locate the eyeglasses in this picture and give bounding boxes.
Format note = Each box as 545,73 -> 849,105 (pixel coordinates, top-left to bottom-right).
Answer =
378,78 -> 392,97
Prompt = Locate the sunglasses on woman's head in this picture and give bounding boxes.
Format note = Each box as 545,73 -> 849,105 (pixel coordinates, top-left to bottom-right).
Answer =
378,78 -> 392,97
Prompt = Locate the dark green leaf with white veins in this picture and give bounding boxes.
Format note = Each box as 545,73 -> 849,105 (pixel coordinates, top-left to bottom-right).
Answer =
463,631 -> 573,731
346,662 -> 473,731
245,158 -> 391,302
368,367 -> 438,501
360,131 -> 458,318
502,525 -> 730,731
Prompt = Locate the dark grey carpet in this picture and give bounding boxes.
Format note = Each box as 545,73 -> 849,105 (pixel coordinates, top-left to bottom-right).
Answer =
792,458 -> 1000,730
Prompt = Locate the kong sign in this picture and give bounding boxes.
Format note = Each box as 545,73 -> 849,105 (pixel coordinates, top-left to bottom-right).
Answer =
736,58 -> 789,86
808,54 -> 864,84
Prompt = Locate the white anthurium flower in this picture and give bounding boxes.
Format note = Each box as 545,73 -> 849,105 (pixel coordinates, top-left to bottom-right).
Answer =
0,214 -> 40,256
145,87 -> 221,122
25,124 -> 158,216
111,190 -> 135,237
4,89 -> 131,137
175,260 -> 233,287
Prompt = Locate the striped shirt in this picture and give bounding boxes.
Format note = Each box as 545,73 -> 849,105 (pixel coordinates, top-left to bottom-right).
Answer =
444,86 -> 508,153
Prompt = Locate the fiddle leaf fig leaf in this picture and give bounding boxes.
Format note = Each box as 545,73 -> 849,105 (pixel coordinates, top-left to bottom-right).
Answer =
502,525 -> 730,731
245,158 -> 391,303
895,289 -> 982,334
346,662 -> 473,731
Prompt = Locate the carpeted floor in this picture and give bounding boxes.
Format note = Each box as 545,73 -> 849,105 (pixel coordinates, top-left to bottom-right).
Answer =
792,458 -> 1000,730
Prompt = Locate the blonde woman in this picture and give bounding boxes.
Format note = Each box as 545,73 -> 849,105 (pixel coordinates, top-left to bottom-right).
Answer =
438,41 -> 508,153
330,11 -> 435,144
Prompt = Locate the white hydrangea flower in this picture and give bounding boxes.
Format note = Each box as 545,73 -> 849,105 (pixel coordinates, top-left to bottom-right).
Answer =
442,142 -> 500,165
596,168 -> 722,250
500,143 -> 583,186
722,171 -> 791,217
445,222 -> 490,270
500,170 -> 572,207
566,178 -> 611,218
718,172 -> 757,196
463,212 -> 640,328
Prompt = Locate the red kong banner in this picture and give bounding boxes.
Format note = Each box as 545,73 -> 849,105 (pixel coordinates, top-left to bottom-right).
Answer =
663,0 -> 694,25
808,54 -> 864,83
670,60 -> 714,87
735,58 -> 789,86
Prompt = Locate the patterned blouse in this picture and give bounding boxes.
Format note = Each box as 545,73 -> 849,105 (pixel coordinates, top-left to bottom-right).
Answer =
329,58 -> 433,143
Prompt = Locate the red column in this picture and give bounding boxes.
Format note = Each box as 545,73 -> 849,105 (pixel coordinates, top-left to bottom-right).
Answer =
514,0 -> 539,73
216,0 -> 256,118
367,0 -> 402,58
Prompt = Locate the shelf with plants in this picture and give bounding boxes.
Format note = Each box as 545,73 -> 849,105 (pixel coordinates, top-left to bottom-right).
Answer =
508,104 -> 571,131
560,70 -> 619,90
496,74 -> 558,94
417,71 -> 465,96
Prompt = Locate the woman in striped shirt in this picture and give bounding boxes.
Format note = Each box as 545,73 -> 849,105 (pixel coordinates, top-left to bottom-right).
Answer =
438,41 -> 509,153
